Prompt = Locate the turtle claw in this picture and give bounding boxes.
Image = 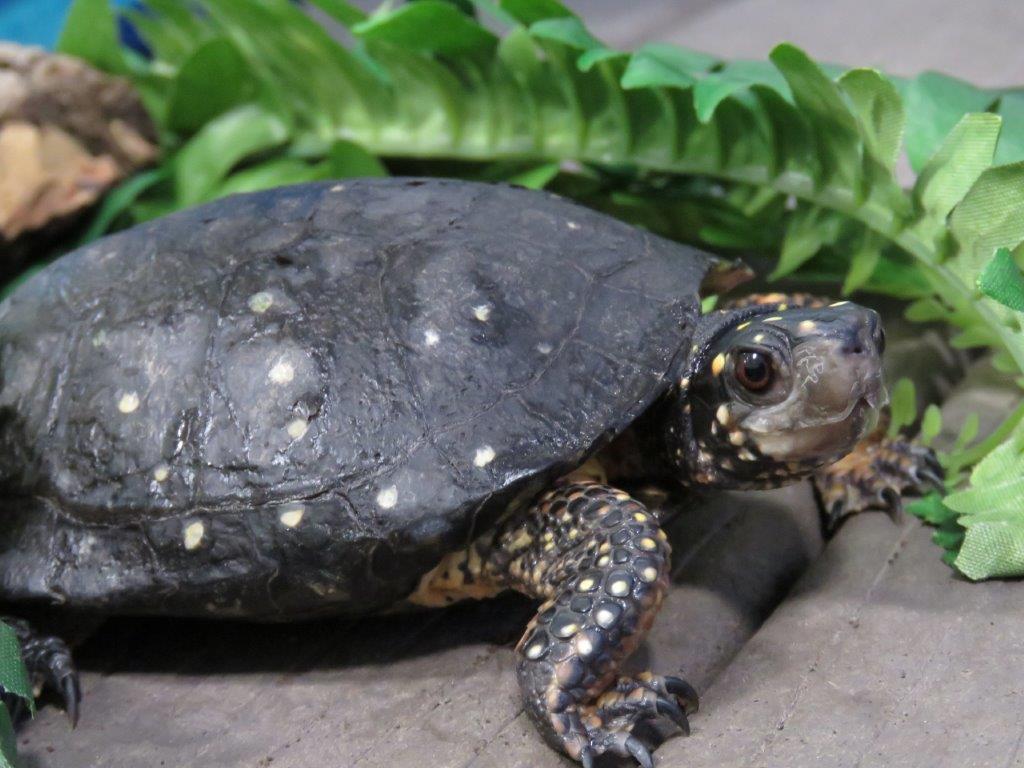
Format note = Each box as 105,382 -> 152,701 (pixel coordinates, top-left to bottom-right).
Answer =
1,618 -> 80,726
61,674 -> 81,728
655,696 -> 690,735
659,675 -> 699,715
624,735 -> 654,768
814,431 -> 945,532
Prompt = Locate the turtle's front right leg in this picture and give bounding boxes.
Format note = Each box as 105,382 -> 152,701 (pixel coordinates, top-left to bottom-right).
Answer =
488,482 -> 696,767
1,617 -> 80,726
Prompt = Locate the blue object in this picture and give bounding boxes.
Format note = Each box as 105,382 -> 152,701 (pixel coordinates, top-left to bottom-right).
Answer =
0,0 -> 143,51
0,0 -> 74,49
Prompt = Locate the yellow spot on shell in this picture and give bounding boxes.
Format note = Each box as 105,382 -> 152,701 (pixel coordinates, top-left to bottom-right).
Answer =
376,486 -> 398,509
117,392 -> 140,414
183,521 -> 204,550
268,361 -> 294,384
729,430 -> 745,446
578,578 -> 596,591
679,377 -> 690,389
287,418 -> 308,440
798,320 -> 817,332
639,537 -> 657,551
526,643 -> 545,659
473,445 -> 496,467
153,464 -> 170,483
777,303 -> 788,311
641,567 -> 659,583
597,555 -> 610,567
633,512 -> 648,523
248,291 -> 273,314
711,354 -> 726,376
279,504 -> 304,528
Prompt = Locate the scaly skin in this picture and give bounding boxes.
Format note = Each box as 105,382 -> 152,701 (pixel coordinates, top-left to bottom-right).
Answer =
723,292 -> 944,528
485,482 -> 695,766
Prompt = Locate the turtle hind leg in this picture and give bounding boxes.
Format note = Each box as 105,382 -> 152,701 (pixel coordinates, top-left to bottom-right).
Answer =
1,617 -> 80,727
491,481 -> 695,767
813,418 -> 945,533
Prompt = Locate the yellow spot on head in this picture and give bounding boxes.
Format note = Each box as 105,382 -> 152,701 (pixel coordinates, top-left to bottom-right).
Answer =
711,353 -> 726,376
472,304 -> 492,322
777,303 -> 788,311
736,321 -> 750,330
830,300 -> 849,307
753,333 -> 765,343
716,404 -> 731,426
473,445 -> 496,467
567,221 -> 580,231
268,361 -> 294,384
117,392 -> 140,414
764,316 -> 782,322
248,291 -> 274,314
376,485 -> 398,509
798,319 -> 817,332
287,418 -> 308,440
279,504 -> 305,528
183,521 -> 204,550
424,329 -> 440,346
679,377 -> 690,389
153,464 -> 170,483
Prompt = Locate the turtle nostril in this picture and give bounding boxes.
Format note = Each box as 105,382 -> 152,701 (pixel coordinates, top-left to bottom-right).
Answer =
875,326 -> 886,355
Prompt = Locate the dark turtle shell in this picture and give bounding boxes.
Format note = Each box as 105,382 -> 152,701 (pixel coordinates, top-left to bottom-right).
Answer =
0,178 -> 715,618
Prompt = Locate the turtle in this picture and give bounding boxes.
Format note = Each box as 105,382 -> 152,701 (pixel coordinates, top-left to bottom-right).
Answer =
0,178 -> 941,766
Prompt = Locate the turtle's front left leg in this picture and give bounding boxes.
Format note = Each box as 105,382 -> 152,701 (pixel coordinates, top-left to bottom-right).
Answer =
487,481 -> 695,767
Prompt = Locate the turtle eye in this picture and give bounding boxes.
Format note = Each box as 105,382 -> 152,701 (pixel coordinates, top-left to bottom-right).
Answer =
734,350 -> 772,392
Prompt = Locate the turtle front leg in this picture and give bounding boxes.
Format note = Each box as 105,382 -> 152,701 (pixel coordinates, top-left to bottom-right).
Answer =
491,481 -> 695,767
813,418 -> 944,532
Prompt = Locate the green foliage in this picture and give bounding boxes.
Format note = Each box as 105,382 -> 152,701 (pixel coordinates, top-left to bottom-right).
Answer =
887,378 -> 917,437
54,0 -> 1024,578
0,621 -> 32,767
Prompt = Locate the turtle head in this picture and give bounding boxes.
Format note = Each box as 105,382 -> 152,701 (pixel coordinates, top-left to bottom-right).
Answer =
670,301 -> 886,489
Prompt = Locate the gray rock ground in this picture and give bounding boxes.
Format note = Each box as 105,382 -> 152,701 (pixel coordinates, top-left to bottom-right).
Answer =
14,1 -> 1024,766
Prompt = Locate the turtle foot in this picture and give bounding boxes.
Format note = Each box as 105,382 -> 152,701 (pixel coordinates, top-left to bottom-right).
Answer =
2,618 -> 80,727
559,673 -> 698,767
814,431 -> 944,532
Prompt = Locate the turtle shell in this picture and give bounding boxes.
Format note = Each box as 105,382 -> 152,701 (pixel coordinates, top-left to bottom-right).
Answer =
0,178 -> 715,618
